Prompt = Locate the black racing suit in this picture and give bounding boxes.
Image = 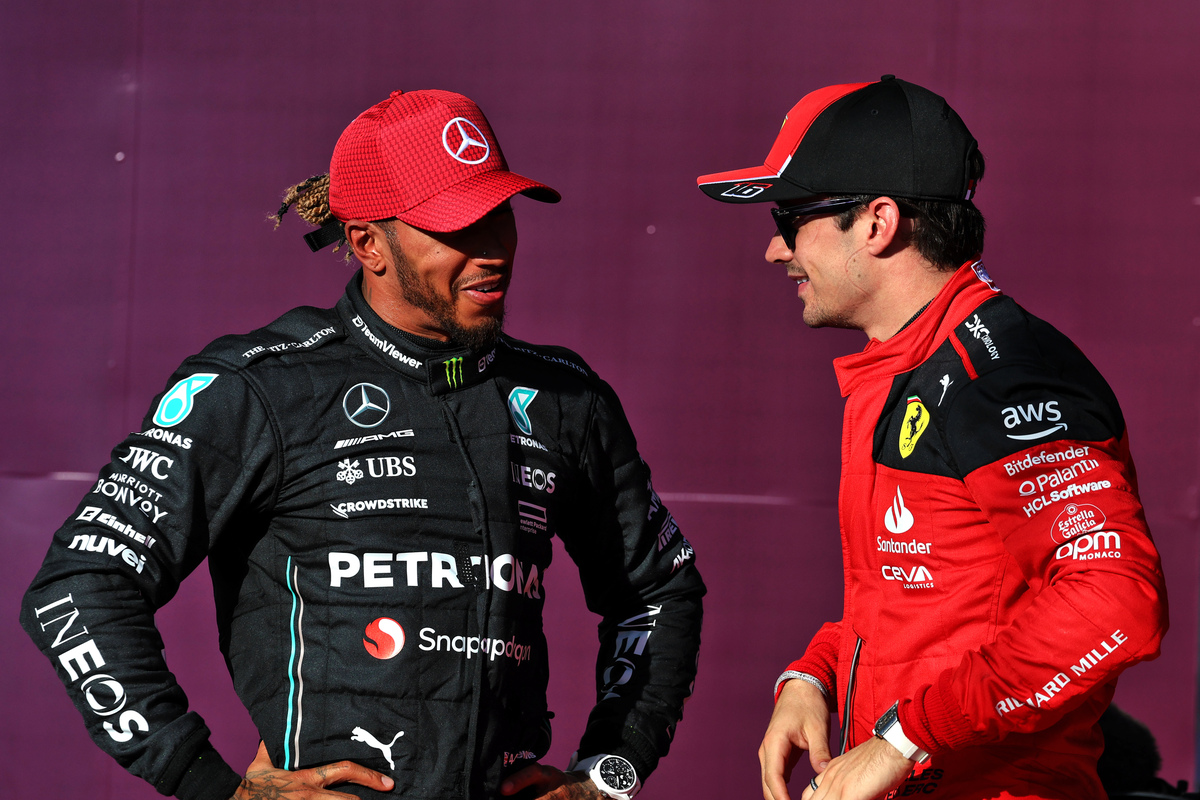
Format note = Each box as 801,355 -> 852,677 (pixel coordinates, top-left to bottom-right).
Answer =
21,272 -> 705,800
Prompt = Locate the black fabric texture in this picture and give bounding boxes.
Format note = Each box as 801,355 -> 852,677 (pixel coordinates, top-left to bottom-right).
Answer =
873,295 -> 1126,477
21,271 -> 704,799
169,739 -> 243,800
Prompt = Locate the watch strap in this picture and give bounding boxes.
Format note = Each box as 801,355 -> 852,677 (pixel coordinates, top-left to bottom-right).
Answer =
570,753 -> 641,800
874,703 -> 930,763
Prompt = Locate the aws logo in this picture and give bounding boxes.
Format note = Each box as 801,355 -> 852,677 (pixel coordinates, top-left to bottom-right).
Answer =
1002,400 -> 1067,441
898,395 -> 929,458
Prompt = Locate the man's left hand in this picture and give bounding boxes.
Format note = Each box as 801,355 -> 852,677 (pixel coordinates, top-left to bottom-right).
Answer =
800,737 -> 913,800
500,764 -> 604,800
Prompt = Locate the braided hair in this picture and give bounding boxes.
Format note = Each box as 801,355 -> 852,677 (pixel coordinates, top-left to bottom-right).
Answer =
273,173 -> 349,255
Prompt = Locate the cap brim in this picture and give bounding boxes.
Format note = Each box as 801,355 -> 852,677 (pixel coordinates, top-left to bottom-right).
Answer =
397,170 -> 560,232
697,165 -> 816,204
698,81 -> 874,204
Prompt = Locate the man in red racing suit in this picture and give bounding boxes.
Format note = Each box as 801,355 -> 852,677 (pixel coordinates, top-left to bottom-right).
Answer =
697,75 -> 1167,799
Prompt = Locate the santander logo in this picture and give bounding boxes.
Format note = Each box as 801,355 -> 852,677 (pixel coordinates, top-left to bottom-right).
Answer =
364,617 -> 405,659
884,487 -> 914,535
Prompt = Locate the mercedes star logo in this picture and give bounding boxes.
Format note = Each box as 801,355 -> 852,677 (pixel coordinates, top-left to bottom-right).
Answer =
343,383 -> 390,428
442,117 -> 490,164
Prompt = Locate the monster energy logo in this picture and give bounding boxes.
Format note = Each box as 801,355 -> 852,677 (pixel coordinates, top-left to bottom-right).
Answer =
444,357 -> 464,388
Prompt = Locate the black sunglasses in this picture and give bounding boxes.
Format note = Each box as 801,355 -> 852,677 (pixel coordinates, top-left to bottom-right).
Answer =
770,197 -> 920,251
770,198 -> 865,251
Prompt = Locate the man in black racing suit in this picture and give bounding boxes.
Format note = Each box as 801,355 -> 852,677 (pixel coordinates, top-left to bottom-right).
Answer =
21,89 -> 704,800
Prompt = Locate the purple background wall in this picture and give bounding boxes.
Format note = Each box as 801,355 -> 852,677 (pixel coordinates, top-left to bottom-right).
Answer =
3,2 -> 1198,797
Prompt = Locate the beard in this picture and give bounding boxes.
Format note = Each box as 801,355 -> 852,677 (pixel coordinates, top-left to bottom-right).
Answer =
385,230 -> 504,351
801,303 -> 856,330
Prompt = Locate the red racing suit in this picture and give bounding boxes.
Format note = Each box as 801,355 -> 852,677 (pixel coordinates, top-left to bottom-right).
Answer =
784,262 -> 1167,799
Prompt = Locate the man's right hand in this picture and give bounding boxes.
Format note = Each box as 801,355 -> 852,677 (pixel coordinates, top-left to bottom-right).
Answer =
759,679 -> 833,800
232,741 -> 395,799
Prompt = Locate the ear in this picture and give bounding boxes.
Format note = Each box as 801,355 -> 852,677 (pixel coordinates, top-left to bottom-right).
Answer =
346,220 -> 390,275
861,197 -> 904,256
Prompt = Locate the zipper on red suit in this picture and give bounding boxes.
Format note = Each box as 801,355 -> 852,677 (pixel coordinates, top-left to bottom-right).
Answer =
840,637 -> 863,754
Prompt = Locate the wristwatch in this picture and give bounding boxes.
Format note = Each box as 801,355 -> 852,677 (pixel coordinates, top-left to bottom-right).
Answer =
873,702 -> 930,763
570,753 -> 641,800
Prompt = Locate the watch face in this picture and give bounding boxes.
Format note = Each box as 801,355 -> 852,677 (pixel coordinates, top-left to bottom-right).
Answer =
598,756 -> 637,792
875,706 -> 899,735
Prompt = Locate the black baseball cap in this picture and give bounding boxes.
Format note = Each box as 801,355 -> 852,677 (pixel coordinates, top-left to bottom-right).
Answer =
697,75 -> 979,204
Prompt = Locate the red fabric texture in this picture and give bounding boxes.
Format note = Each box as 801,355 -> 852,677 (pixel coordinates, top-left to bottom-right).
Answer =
777,622 -> 841,704
898,673 -> 986,753
948,331 -> 978,380
787,263 -> 1168,798
328,89 -> 558,231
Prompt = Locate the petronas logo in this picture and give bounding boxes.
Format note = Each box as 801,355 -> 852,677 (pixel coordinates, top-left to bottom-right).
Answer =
508,387 -> 538,436
153,374 -> 218,428
444,357 -> 464,388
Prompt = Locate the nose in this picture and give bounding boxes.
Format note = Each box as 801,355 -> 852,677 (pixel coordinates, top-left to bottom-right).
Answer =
765,232 -> 793,265
475,242 -> 508,262
469,211 -> 518,262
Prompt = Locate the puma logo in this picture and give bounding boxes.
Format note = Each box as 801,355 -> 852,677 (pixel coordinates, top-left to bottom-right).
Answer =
350,726 -> 405,770
938,374 -> 952,406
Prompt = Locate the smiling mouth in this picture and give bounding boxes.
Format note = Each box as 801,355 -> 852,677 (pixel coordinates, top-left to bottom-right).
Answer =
459,275 -> 507,294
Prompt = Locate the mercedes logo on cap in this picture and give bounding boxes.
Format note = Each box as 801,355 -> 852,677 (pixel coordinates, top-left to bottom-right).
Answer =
343,383 -> 390,428
442,117 -> 490,164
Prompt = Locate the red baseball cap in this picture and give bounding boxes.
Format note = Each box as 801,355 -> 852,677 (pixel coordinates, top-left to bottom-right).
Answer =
328,89 -> 560,232
697,76 -> 979,204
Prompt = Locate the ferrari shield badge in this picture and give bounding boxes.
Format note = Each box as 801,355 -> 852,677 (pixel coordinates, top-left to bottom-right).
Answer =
899,395 -> 929,459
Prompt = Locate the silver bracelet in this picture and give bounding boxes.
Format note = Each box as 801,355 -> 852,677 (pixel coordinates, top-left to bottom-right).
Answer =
774,670 -> 829,699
